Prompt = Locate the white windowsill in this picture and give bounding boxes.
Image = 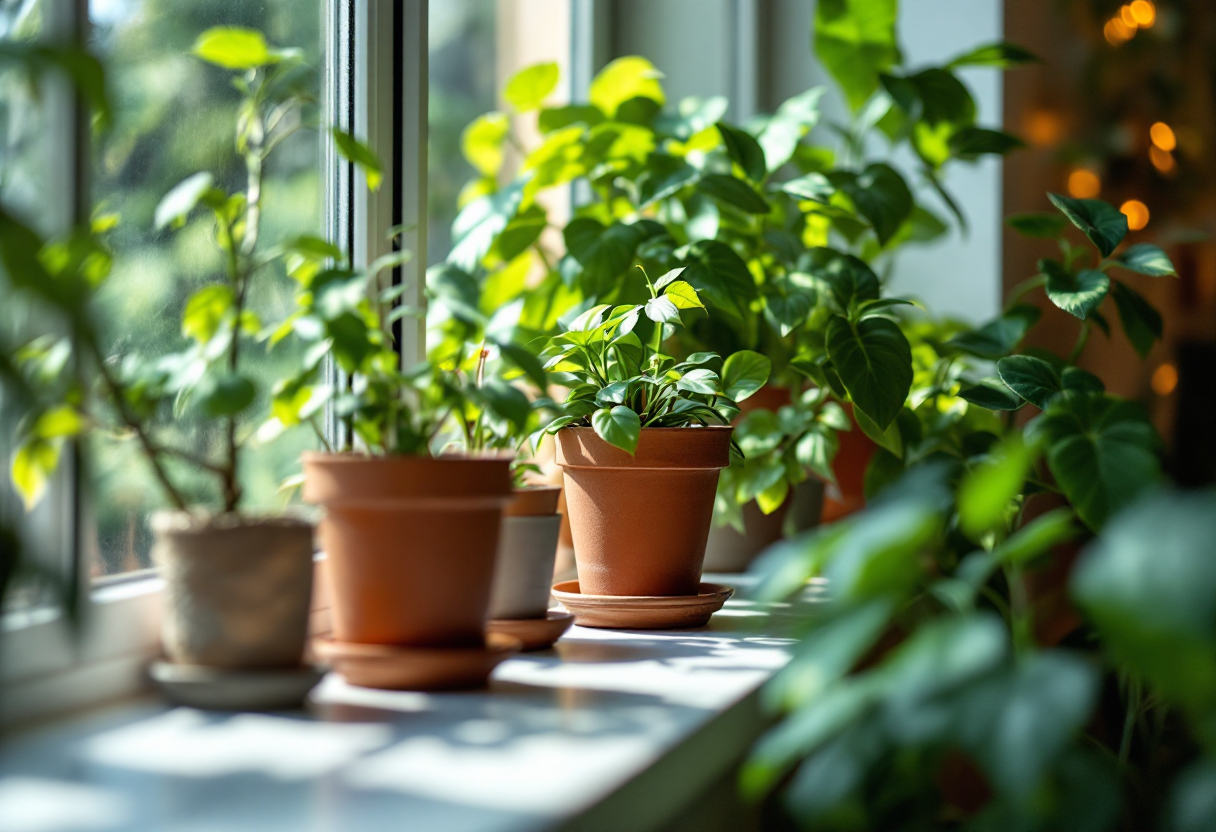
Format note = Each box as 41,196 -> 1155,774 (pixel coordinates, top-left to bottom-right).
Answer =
0,575 -> 823,832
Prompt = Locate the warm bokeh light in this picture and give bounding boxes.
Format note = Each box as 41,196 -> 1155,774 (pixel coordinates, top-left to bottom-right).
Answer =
1120,200 -> 1150,230
1104,17 -> 1136,45
1120,4 -> 1139,27
1150,145 -> 1177,174
1152,363 -> 1178,396
1068,169 -> 1101,198
1150,122 -> 1177,151
1130,0 -> 1156,27
1025,110 -> 1063,146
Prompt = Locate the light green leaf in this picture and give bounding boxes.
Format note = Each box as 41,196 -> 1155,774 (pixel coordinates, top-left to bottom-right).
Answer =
826,315 -> 912,430
1048,193 -> 1128,257
676,368 -> 720,396
504,61 -> 560,112
154,172 -> 216,230
461,112 -> 510,177
814,0 -> 901,112
12,437 -> 60,509
696,174 -> 771,215
192,27 -> 278,70
182,285 -> 234,344
781,173 -> 835,203
592,405 -> 641,454
958,436 -> 1037,538
332,129 -> 384,191
722,351 -> 772,402
663,280 -> 703,310
1114,243 -> 1176,277
589,56 -> 665,118
644,294 -> 681,325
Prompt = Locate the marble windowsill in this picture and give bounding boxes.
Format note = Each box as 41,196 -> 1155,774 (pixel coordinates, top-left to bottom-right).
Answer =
0,576 -> 823,832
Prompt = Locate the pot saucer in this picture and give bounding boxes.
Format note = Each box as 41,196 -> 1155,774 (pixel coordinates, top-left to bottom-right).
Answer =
550,581 -> 734,630
312,633 -> 521,691
487,610 -> 575,651
149,661 -> 324,711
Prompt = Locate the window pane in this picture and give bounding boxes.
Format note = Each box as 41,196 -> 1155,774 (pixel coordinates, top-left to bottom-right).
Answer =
86,0 -> 325,577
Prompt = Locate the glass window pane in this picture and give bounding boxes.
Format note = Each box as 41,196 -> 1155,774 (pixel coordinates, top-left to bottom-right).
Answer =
86,0 -> 325,577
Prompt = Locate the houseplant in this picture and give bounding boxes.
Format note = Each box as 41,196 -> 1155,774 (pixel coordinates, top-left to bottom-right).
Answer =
743,185 -> 1185,828
538,266 -> 769,600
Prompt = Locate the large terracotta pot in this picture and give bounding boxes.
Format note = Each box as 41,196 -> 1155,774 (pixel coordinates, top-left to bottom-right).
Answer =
703,478 -> 825,573
488,486 -> 563,620
301,453 -> 512,648
151,512 -> 315,669
556,426 -> 733,596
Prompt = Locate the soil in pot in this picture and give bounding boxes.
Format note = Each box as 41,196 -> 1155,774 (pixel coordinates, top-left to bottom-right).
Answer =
151,512 -> 316,669
556,426 -> 732,597
488,485 -> 563,620
302,452 -> 512,648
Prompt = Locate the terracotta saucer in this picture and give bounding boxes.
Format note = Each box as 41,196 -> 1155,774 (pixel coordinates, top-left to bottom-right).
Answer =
487,610 -> 575,651
149,661 -> 323,711
312,633 -> 521,691
550,581 -> 734,630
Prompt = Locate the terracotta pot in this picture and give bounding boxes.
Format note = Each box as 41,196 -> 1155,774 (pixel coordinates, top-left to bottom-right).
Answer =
301,453 -> 512,648
488,486 -> 563,620
556,426 -> 732,596
736,384 -> 793,416
820,404 -> 877,523
703,478 -> 825,573
151,512 -> 315,669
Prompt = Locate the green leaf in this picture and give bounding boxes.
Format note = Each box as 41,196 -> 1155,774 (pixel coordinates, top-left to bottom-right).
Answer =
1028,393 -> 1162,531
1111,281 -> 1163,358
592,405 -> 641,454
1114,243 -> 1176,277
828,163 -> 912,246
996,354 -> 1061,409
795,426 -> 839,484
1042,261 -> 1110,321
461,112 -> 510,177
680,240 -> 758,321
722,351 -> 772,402
958,379 -> 1023,411
644,295 -> 681,325
195,373 -> 256,418
479,379 -> 531,432
781,173 -> 835,203
589,56 -> 665,118
564,219 -> 645,296
814,0 -> 901,112
182,285 -> 234,344
495,341 -> 548,390
958,436 -> 1036,538
947,41 -> 1039,68
504,61 -> 560,111
332,129 -> 384,191
12,437 -> 61,509
948,127 -> 1025,160
676,368 -> 720,396
826,315 -> 912,430
994,508 -> 1076,567
449,181 -> 525,272
715,122 -> 767,183
154,172 -> 216,230
1047,193 -> 1128,257
696,174 -> 771,214
757,87 -> 825,172
538,104 -> 605,133
947,305 -> 1041,360
854,406 -> 902,458
809,247 -> 880,309
192,27 -> 279,70
1006,212 -> 1068,239
663,280 -> 704,310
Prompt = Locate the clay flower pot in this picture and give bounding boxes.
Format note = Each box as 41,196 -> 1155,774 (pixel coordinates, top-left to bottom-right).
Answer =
555,426 -> 733,596
820,404 -> 877,523
301,452 -> 512,648
151,512 -> 315,669
488,486 -> 563,620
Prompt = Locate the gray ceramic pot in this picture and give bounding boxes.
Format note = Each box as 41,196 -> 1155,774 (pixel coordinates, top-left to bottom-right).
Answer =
487,514 -> 562,620
702,478 -> 825,573
151,512 -> 315,669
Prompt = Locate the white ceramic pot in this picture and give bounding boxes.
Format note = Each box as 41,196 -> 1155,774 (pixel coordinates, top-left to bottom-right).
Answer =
488,514 -> 563,620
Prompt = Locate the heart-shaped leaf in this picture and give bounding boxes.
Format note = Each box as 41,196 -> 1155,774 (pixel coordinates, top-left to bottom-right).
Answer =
1114,243 -> 1176,277
1042,260 -> 1110,320
826,315 -> 912,430
1111,280 -> 1163,358
676,368 -> 720,396
592,405 -> 641,454
722,351 -> 772,402
997,355 -> 1061,409
644,294 -> 681,324
828,163 -> 912,246
947,305 -> 1040,360
563,218 -> 645,297
1047,193 -> 1128,257
504,61 -> 560,112
716,122 -> 767,183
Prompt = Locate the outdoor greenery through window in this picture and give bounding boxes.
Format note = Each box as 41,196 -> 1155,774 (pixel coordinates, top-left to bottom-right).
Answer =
86,0 -> 324,577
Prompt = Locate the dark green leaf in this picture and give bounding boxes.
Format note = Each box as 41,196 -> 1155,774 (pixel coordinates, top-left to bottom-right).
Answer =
826,315 -> 912,430
996,354 -> 1061,409
958,379 -> 1023,411
947,41 -> 1039,68
478,379 -> 531,431
680,240 -> 758,320
947,305 -> 1040,360
696,174 -> 772,214
828,163 -> 912,246
563,218 -> 645,296
1111,280 -> 1163,358
1042,259 -> 1110,320
1006,212 -> 1068,239
948,127 -> 1025,159
715,122 -> 767,183
1062,366 -> 1105,395
592,405 -> 641,454
808,247 -> 881,308
537,104 -> 605,133
1114,243 -> 1176,277
1048,193 -> 1128,257
195,373 -> 256,417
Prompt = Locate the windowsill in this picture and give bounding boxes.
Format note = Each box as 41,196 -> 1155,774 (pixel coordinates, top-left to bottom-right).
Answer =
0,575 -> 823,832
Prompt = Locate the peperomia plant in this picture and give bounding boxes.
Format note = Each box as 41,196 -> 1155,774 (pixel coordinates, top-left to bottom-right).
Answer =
537,266 -> 770,456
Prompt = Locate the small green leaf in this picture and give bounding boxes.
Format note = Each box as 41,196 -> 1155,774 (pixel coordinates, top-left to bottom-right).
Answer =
182,285 -> 234,344
589,56 -> 665,118
1114,243 -> 1176,277
696,174 -> 771,214
663,280 -> 704,310
1111,281 -> 1163,358
192,27 -> 278,70
947,41 -> 1039,68
332,129 -> 383,191
947,305 -> 1041,360
12,437 -> 60,509
1047,193 -> 1128,257
715,122 -> 767,182
195,373 -> 257,418
814,0 -> 901,111
948,127 -> 1025,159
828,163 -> 912,247
154,172 -> 216,230
781,173 -> 835,203
958,436 -> 1037,538
592,405 -> 641,454
958,379 -> 1023,411
1006,212 -> 1068,239
1042,260 -> 1110,320
997,354 -> 1061,409
826,315 -> 912,430
722,351 -> 772,402
504,61 -> 560,112
644,295 -> 681,325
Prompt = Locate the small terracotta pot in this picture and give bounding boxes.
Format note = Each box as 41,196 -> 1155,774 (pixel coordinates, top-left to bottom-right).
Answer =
151,512 -> 315,669
488,486 -> 563,620
556,426 -> 732,596
820,404 -> 877,523
301,452 -> 512,648
703,478 -> 825,573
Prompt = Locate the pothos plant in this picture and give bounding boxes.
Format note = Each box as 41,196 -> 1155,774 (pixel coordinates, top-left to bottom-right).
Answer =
743,192 -> 1184,829
6,26 -> 382,516
442,3 -> 1033,526
536,266 -> 770,455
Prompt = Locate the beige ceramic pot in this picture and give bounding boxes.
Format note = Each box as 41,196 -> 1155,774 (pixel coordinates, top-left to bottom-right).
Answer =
301,452 -> 512,648
488,486 -> 563,620
556,426 -> 732,597
151,512 -> 315,669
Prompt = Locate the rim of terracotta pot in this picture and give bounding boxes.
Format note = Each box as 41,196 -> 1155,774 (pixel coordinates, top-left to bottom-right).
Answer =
505,485 -> 562,517
555,425 -> 733,471
149,510 -> 314,534
301,450 -> 513,508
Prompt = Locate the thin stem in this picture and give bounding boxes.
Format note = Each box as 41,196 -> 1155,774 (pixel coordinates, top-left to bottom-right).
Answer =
309,417 -> 333,453
1004,563 -> 1033,655
1067,320 -> 1092,365
1119,675 -> 1142,768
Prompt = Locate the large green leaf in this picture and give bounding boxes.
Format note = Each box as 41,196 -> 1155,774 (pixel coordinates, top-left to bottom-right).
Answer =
504,61 -> 559,112
722,351 -> 771,402
826,315 -> 912,430
757,87 -> 824,172
680,240 -> 758,321
696,174 -> 771,214
813,0 -> 901,112
562,218 -> 644,297
1028,393 -> 1162,530
1114,243 -> 1176,277
1111,280 -> 1163,358
1047,193 -> 1128,257
957,379 -> 1023,411
460,112 -> 510,177
827,163 -> 912,246
592,405 -> 641,454
715,122 -> 767,183
1042,260 -> 1110,320
947,304 -> 1041,360
809,247 -> 880,309
449,180 -> 524,271
996,355 -> 1061,409
589,56 -> 664,118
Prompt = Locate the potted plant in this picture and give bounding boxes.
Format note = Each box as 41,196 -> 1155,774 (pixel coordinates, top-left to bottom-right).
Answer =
536,267 -> 769,614
5,26 -> 378,708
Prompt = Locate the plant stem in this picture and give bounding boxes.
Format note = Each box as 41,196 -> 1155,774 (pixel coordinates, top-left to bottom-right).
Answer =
1004,563 -> 1033,655
1119,675 -> 1142,768
1067,320 -> 1091,365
